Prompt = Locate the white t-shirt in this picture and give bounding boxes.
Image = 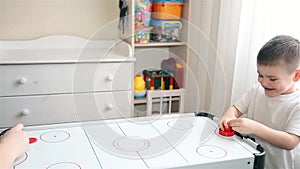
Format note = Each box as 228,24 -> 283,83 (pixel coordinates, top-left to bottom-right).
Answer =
234,83 -> 300,169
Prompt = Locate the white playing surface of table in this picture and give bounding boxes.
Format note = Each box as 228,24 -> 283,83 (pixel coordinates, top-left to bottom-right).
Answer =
13,113 -> 259,169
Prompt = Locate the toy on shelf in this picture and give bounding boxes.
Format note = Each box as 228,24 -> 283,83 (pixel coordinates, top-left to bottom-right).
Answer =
134,0 -> 152,44
134,0 -> 152,26
134,75 -> 146,98
143,69 -> 174,90
135,25 -> 151,44
161,57 -> 184,89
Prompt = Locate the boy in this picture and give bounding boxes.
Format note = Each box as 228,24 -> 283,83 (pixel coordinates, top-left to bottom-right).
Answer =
0,123 -> 28,169
219,35 -> 300,169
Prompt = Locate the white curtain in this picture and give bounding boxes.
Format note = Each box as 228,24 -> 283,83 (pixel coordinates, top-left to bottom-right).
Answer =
232,0 -> 300,102
187,0 -> 242,116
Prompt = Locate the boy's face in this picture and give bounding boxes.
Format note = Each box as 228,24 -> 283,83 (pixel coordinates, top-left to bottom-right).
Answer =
257,62 -> 297,97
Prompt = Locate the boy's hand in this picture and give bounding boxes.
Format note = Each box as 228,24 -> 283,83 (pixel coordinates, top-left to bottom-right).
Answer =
219,116 -> 234,131
229,118 -> 258,135
218,106 -> 240,131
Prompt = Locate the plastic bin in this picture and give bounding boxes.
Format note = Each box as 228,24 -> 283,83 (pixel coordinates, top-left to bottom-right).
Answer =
135,25 -> 151,44
143,69 -> 174,90
150,19 -> 182,42
152,0 -> 183,20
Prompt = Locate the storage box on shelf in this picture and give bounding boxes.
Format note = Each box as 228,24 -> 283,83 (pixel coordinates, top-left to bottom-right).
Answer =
151,0 -> 183,20
150,0 -> 183,43
150,19 -> 182,42
134,0 -> 184,45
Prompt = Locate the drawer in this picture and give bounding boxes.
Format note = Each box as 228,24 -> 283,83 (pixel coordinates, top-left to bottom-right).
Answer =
0,91 -> 132,127
0,62 -> 133,96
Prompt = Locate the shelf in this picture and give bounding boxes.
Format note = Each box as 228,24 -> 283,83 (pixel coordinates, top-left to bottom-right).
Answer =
134,42 -> 185,47
134,96 -> 180,104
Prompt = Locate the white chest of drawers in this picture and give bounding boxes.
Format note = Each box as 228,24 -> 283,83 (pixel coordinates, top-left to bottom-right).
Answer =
0,36 -> 134,127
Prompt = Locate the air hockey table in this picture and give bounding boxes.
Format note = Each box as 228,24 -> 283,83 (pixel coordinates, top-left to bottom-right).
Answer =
7,112 -> 265,169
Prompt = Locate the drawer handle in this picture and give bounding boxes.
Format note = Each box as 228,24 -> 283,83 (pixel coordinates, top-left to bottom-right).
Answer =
106,104 -> 114,110
106,74 -> 114,81
18,77 -> 27,85
21,109 -> 29,116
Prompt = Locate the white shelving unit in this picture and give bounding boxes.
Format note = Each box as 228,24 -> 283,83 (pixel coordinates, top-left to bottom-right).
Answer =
121,0 -> 190,116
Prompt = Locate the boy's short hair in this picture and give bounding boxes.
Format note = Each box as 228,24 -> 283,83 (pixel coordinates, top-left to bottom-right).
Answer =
257,35 -> 300,73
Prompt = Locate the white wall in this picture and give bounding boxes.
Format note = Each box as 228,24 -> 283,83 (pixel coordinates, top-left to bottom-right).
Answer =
0,0 -> 119,40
